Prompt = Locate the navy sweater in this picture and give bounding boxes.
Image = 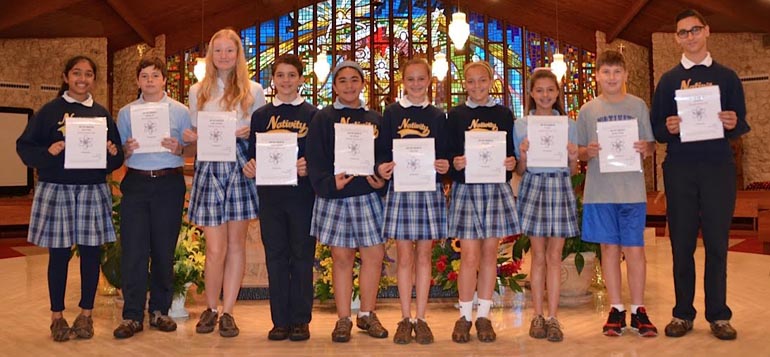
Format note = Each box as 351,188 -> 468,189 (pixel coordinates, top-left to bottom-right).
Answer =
306,105 -> 382,199
248,101 -> 318,202
375,103 -> 448,183
651,61 -> 750,163
16,97 -> 124,184
446,104 -> 515,183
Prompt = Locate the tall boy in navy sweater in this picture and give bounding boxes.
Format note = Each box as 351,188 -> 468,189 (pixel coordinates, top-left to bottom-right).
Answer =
651,9 -> 750,341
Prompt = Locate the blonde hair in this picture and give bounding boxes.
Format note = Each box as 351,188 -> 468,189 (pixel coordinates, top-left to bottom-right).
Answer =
197,28 -> 254,114
463,61 -> 494,79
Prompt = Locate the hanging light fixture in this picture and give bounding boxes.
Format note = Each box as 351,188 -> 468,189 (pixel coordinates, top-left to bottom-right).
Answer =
313,47 -> 330,85
551,53 -> 567,83
194,0 -> 206,81
448,1 -> 469,50
550,0 -> 567,83
432,53 -> 449,81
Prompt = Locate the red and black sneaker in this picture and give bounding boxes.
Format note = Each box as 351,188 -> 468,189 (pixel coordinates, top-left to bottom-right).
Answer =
631,307 -> 658,337
602,307 -> 627,337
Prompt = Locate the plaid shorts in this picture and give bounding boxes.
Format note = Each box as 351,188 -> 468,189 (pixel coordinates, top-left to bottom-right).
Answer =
448,182 -> 520,239
188,139 -> 259,226
382,182 -> 447,240
311,192 -> 385,248
28,182 -> 117,248
517,171 -> 580,237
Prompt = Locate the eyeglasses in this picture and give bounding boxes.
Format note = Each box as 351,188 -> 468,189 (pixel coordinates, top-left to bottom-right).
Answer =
676,26 -> 705,39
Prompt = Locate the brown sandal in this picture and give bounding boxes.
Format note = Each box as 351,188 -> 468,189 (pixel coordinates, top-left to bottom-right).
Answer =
451,317 -> 472,343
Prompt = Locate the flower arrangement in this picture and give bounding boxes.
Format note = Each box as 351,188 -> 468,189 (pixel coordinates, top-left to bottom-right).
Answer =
432,235 -> 526,294
314,242 -> 397,303
173,220 -> 206,296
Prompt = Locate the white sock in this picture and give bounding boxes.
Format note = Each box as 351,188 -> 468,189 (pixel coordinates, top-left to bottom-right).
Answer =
477,299 -> 493,319
631,305 -> 643,314
358,311 -> 370,318
210,308 -> 218,314
459,300 -> 473,321
611,304 -> 625,312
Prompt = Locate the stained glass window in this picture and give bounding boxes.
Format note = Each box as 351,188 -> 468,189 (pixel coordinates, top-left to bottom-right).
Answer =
167,0 -> 596,116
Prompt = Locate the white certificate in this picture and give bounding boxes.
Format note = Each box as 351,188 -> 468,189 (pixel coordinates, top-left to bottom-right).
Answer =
393,138 -> 436,192
675,85 -> 723,143
596,119 -> 641,173
334,123 -> 375,176
526,115 -> 569,168
129,102 -> 170,154
197,111 -> 237,162
64,117 -> 107,169
465,131 -> 507,183
255,132 -> 298,186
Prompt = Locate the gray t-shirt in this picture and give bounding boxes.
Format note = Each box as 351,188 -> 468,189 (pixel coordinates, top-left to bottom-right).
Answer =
577,94 -> 653,204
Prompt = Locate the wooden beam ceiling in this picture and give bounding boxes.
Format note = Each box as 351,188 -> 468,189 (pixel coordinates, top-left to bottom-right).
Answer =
104,0 -> 155,47
607,0 -> 651,43
0,0 -> 83,32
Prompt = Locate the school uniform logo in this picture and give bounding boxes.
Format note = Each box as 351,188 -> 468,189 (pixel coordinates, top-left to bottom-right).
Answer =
680,79 -> 714,90
397,118 -> 430,137
266,115 -> 308,137
57,113 -> 76,136
340,116 -> 379,138
467,118 -> 498,131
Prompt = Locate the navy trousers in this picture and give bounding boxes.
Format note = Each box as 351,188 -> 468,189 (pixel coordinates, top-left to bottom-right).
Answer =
663,160 -> 735,322
119,170 -> 186,322
259,193 -> 316,327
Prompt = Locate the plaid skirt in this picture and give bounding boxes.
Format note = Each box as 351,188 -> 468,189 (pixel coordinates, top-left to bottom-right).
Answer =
448,182 -> 520,239
28,182 -> 117,248
188,139 -> 259,226
517,171 -> 580,237
382,182 -> 447,240
311,192 -> 385,248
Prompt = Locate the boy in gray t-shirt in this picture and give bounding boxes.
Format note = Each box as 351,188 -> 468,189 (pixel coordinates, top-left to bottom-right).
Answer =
577,50 -> 657,338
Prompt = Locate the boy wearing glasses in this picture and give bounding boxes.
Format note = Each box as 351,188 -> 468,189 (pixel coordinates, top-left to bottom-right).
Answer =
651,9 -> 750,341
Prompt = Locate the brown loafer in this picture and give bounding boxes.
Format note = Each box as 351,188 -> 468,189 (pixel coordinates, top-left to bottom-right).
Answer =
413,319 -> 434,345
664,318 -> 693,338
71,314 -> 94,339
219,313 -> 239,338
356,312 -> 388,338
393,318 -> 413,344
149,311 -> 177,332
195,308 -> 218,334
113,319 -> 143,339
451,317 -> 472,343
50,317 -> 71,342
332,318 -> 353,343
475,317 -> 496,342
710,320 -> 737,340
289,323 -> 310,341
268,326 -> 290,341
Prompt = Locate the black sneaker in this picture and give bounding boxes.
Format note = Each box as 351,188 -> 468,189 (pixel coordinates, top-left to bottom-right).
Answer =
602,307 -> 626,336
630,307 -> 658,337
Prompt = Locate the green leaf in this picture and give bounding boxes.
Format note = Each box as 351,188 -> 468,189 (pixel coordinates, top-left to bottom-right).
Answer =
575,252 -> 585,275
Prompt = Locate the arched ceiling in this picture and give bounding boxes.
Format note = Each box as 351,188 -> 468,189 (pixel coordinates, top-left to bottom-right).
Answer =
1,0 -> 769,55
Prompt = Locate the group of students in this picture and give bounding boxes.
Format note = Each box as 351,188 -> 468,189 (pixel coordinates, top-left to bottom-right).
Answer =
16,8 -> 746,345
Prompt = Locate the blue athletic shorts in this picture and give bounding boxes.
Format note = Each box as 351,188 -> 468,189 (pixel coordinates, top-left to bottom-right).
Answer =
581,203 -> 646,247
